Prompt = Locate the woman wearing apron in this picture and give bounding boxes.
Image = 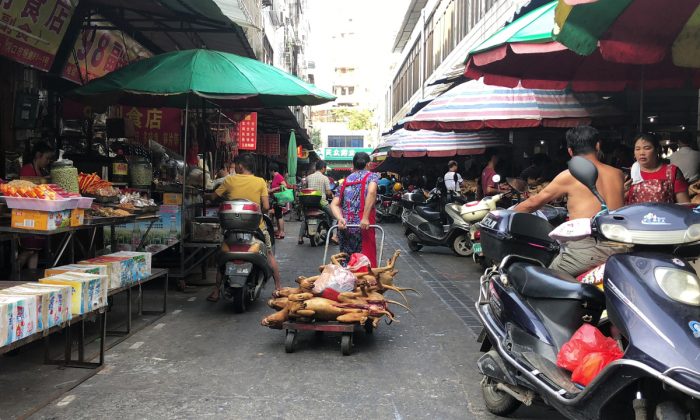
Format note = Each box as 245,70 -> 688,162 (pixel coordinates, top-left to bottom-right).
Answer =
330,152 -> 379,267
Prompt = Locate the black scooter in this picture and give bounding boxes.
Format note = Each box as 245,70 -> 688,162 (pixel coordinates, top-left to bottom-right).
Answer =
475,157 -> 700,420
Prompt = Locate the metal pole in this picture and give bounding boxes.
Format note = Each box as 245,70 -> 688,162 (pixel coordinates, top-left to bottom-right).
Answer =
181,96 -> 189,275
639,66 -> 645,131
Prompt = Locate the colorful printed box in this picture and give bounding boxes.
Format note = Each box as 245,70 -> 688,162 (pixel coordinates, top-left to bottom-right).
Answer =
110,251 -> 152,282
11,209 -> 71,231
0,287 -> 48,331
0,295 -> 38,345
40,272 -> 108,315
17,283 -> 72,328
79,256 -> 133,289
44,264 -> 108,278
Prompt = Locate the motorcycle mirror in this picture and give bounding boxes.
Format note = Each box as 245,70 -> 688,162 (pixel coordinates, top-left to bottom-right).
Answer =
568,156 -> 606,206
492,174 -> 501,184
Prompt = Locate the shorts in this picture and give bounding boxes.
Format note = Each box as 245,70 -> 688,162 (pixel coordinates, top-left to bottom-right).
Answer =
273,204 -> 283,219
549,237 -> 629,277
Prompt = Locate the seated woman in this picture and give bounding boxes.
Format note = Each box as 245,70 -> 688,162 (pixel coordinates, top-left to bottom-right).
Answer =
626,134 -> 690,205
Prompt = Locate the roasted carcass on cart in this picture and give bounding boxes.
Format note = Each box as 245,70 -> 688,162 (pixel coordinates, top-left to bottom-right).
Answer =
261,250 -> 417,329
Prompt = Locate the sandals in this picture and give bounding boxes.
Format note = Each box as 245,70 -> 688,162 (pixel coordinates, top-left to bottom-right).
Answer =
297,239 -> 304,245
275,233 -> 285,240
206,291 -> 220,302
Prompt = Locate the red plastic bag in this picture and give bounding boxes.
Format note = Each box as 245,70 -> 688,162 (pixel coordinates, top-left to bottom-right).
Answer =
571,351 -> 622,386
557,324 -> 623,373
347,253 -> 371,273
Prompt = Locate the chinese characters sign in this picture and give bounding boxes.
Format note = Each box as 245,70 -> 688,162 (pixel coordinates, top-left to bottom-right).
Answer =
62,15 -> 152,84
0,0 -> 75,71
257,133 -> 280,156
236,112 -> 258,151
115,106 -> 182,152
323,147 -> 373,161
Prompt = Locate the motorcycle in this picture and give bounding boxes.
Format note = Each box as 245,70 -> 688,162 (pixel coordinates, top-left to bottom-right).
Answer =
217,199 -> 274,313
403,179 -> 491,257
299,189 -> 331,247
376,191 -> 403,223
474,156 -> 700,420
471,176 -> 567,268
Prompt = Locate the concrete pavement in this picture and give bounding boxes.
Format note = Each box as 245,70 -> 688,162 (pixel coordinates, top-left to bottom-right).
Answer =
28,222 -> 562,420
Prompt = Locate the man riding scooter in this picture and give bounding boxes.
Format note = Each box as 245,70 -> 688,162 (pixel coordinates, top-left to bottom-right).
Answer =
514,126 -> 628,276
297,161 -> 336,245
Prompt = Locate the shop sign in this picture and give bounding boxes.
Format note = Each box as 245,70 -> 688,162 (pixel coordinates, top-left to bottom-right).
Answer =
322,147 -> 373,161
0,0 -> 76,71
115,106 -> 182,152
62,15 -> 152,84
257,133 -> 280,156
236,112 -> 258,151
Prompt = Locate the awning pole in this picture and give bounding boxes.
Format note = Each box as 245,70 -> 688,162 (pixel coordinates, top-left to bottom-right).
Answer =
181,96 -> 189,268
639,66 -> 645,131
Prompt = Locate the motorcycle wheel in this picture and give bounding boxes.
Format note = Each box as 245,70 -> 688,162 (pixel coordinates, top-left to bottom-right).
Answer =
313,222 -> 329,247
451,234 -> 473,257
232,284 -> 249,313
655,401 -> 687,420
407,239 -> 422,252
481,377 -> 521,416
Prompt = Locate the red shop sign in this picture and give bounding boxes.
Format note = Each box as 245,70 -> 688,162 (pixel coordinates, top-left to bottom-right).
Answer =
115,106 -> 182,152
236,112 -> 258,151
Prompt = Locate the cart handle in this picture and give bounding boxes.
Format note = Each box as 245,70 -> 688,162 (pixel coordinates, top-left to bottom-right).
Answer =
323,224 -> 384,265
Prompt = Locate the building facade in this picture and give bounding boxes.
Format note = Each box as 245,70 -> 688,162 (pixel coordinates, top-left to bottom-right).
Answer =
379,0 -> 536,132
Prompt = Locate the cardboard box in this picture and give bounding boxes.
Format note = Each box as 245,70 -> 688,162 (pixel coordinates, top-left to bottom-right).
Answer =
0,287 -> 47,331
106,205 -> 181,253
44,264 -> 108,279
163,193 -> 183,205
40,272 -> 108,315
110,252 -> 152,281
79,256 -> 134,289
70,208 -> 85,227
11,209 -> 71,231
0,295 -> 38,344
15,283 -> 72,328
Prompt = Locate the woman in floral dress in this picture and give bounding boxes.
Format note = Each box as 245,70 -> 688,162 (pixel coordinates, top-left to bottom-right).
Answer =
330,152 -> 379,266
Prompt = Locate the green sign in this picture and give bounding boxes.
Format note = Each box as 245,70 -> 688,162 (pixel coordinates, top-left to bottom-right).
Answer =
322,147 -> 373,161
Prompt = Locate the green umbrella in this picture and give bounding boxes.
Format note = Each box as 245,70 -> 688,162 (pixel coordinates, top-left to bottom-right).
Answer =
287,130 -> 297,185
67,49 -> 335,108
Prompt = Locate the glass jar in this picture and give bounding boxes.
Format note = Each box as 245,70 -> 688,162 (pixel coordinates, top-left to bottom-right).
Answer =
110,148 -> 129,184
130,156 -> 153,188
50,160 -> 79,193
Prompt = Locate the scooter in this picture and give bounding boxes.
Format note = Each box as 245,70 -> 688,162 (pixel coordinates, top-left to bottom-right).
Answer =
299,189 -> 331,247
474,156 -> 700,420
403,179 -> 492,257
217,199 -> 274,313
376,191 -> 403,223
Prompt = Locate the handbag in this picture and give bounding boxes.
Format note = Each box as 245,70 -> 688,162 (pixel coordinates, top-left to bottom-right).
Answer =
273,185 -> 294,205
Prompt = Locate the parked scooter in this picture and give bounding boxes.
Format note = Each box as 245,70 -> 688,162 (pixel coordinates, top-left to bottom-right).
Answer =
376,191 -> 403,223
217,199 -> 274,313
298,189 -> 331,247
403,179 -> 496,257
474,156 -> 700,419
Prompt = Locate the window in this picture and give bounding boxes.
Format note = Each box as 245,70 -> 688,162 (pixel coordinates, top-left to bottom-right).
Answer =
328,135 -> 364,148
348,86 -> 354,95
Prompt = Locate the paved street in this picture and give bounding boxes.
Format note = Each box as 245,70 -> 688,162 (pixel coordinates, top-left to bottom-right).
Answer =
31,222 -> 562,420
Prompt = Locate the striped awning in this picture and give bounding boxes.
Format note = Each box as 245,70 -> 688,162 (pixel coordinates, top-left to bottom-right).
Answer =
405,78 -> 622,131
377,129 -> 507,158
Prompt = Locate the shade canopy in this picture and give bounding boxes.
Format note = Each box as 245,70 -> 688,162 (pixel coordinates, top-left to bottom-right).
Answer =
555,0 -> 700,68
377,129 -> 507,158
405,78 -> 621,131
464,1 -> 700,91
67,49 -> 335,108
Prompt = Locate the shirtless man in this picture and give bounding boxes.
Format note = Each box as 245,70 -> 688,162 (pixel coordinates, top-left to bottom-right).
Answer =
514,126 -> 627,277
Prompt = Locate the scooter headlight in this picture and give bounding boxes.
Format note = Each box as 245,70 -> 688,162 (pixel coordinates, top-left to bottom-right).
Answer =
654,267 -> 700,306
600,224 -> 632,243
684,224 -> 700,243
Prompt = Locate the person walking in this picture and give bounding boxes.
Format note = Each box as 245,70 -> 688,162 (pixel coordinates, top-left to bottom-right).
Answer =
330,152 -> 379,267
268,162 -> 290,239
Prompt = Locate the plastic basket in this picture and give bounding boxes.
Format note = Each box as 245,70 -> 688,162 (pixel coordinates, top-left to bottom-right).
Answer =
77,197 -> 94,209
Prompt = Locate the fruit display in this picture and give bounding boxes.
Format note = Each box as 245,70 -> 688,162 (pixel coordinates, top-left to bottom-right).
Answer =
261,251 -> 417,329
0,181 -> 77,200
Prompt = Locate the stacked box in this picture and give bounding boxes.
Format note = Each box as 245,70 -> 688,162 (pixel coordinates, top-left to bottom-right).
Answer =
17,283 -> 72,328
0,295 -> 38,345
40,272 -> 107,315
79,256 -> 133,289
11,209 -> 72,231
0,287 -> 47,331
44,264 -> 108,278
0,300 -> 9,346
110,251 -> 152,281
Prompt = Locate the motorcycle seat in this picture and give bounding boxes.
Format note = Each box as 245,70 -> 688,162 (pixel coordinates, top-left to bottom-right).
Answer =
305,209 -> 324,217
416,206 -> 442,221
507,262 -> 604,305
